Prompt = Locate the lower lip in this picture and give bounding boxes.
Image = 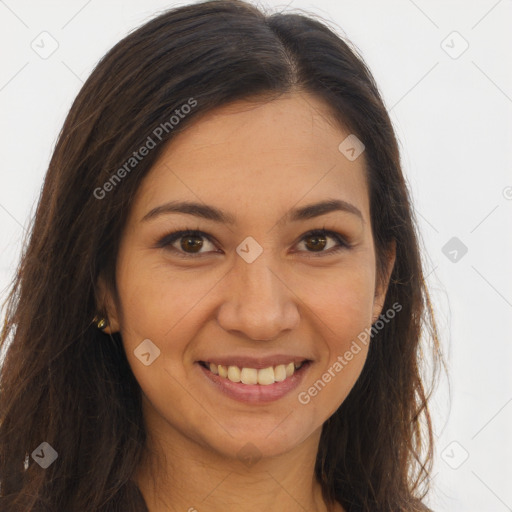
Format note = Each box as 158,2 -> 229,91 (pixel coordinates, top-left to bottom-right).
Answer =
196,361 -> 311,404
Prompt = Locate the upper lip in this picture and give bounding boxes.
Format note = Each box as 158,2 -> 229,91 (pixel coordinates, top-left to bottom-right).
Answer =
197,355 -> 311,370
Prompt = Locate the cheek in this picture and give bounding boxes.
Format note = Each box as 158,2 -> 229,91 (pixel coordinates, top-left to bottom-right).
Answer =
299,255 -> 376,340
115,254 -> 222,359
294,258 -> 375,410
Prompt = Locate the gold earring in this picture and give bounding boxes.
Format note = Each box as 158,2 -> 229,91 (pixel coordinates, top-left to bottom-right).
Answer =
92,315 -> 108,330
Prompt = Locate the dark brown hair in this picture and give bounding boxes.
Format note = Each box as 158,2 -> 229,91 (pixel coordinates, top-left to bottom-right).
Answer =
0,1 -> 443,510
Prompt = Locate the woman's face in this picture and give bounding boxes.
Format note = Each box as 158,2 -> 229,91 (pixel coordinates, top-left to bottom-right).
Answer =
102,92 -> 394,462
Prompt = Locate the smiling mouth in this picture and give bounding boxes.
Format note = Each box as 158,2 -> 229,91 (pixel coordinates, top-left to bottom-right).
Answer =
198,360 -> 310,385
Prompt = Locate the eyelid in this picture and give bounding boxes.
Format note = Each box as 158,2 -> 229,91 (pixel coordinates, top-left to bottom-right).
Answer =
154,229 -> 219,257
292,228 -> 351,256
155,228 -> 351,258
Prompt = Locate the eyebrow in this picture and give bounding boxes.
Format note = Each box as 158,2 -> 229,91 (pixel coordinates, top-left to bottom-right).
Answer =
141,198 -> 364,225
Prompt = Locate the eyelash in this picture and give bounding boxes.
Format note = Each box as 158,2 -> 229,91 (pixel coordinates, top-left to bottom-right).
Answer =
155,228 -> 351,259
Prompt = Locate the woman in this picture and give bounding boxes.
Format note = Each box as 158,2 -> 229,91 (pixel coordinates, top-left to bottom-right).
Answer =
0,0 -> 443,510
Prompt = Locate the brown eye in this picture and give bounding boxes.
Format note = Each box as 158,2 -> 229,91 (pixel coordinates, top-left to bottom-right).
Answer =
303,233 -> 327,252
296,229 -> 349,256
180,235 -> 204,253
156,228 -> 350,259
156,229 -> 218,257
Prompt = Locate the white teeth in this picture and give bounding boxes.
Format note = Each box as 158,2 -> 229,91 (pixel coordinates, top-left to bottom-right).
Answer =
227,365 -> 241,382
205,360 -> 307,385
241,367 -> 258,385
257,366 -> 275,385
274,364 -> 287,382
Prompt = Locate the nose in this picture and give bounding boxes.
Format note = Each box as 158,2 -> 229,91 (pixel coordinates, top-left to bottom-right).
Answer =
216,252 -> 300,341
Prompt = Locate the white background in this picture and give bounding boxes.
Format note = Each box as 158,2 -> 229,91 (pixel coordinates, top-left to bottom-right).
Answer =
0,1 -> 511,510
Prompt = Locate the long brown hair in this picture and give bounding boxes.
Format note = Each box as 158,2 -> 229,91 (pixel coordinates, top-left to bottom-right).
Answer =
0,1 -> 444,510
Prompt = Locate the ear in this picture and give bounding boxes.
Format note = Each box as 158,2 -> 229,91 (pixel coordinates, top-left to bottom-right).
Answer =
96,274 -> 121,334
371,240 -> 396,323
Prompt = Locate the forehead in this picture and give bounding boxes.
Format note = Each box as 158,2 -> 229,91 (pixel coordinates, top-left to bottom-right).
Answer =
131,92 -> 369,225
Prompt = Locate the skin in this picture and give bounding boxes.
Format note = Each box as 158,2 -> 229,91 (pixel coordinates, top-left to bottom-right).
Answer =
98,92 -> 395,512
